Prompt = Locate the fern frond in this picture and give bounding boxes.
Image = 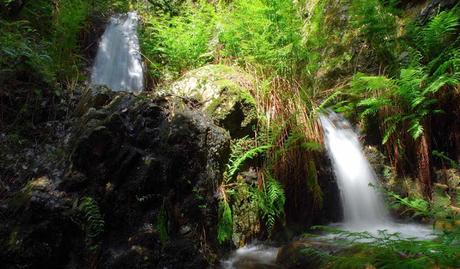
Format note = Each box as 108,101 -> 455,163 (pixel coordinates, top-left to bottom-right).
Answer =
79,197 -> 105,239
421,10 -> 460,55
227,144 -> 271,180
217,198 -> 233,244
253,176 -> 285,234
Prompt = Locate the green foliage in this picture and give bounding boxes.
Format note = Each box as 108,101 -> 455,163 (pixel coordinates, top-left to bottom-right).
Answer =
51,0 -> 91,79
338,8 -> 460,144
0,20 -> 54,83
219,0 -> 304,77
321,228 -> 460,269
418,9 -> 460,59
307,160 -> 323,208
433,150 -> 460,170
226,139 -> 271,181
79,197 -> 105,240
156,207 -> 168,243
217,198 -> 233,244
349,0 -> 398,65
385,190 -> 431,219
140,1 -> 217,80
253,176 -> 285,233
377,183 -> 459,223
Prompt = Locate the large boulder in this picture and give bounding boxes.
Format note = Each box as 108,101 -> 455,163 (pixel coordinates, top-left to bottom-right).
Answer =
0,90 -> 232,268
66,92 -> 231,268
169,64 -> 258,138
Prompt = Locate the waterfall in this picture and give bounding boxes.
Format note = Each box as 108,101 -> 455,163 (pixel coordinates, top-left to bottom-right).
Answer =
320,111 -> 390,229
90,12 -> 144,92
320,111 -> 434,238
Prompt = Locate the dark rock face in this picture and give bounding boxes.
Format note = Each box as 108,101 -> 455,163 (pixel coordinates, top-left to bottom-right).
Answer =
69,93 -> 230,268
0,92 -> 231,268
0,177 -> 78,269
418,0 -> 459,24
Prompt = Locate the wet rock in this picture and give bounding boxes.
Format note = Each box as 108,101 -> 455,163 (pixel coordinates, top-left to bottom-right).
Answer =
0,176 -> 77,269
364,145 -> 388,181
68,92 -> 230,268
169,64 -> 257,138
231,175 -> 261,247
418,0 -> 459,24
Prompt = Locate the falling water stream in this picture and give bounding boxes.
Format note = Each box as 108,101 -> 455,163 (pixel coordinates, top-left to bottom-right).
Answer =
320,112 -> 391,229
223,112 -> 434,268
90,12 -> 144,92
320,111 -> 434,237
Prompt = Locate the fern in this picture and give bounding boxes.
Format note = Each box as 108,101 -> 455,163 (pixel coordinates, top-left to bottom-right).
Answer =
253,176 -> 285,234
226,144 -> 271,180
79,197 -> 105,240
420,9 -> 460,57
432,150 -> 460,170
317,228 -> 460,269
217,198 -> 233,244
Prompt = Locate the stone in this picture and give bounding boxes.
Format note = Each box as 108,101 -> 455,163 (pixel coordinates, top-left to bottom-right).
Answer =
68,92 -> 230,268
0,177 -> 77,269
169,64 -> 258,138
276,239 -> 335,269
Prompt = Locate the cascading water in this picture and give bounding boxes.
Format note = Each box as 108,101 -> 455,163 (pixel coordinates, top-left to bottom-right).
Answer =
222,112 -> 434,268
320,111 -> 434,238
320,112 -> 390,229
90,12 -> 144,92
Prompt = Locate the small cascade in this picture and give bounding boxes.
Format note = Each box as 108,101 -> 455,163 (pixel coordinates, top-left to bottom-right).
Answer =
320,112 -> 390,229
320,111 -> 434,238
90,12 -> 144,92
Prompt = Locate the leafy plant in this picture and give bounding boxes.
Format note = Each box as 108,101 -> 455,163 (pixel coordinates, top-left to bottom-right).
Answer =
349,0 -> 398,65
219,0 -> 304,77
217,198 -> 233,244
433,150 -> 460,170
140,1 -> 217,81
51,0 -> 91,80
319,228 -> 460,269
226,144 -> 271,180
79,197 -> 105,244
253,175 -> 285,233
156,206 -> 168,243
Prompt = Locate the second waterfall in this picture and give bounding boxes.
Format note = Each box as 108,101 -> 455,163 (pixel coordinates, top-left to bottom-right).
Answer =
320,112 -> 434,238
320,112 -> 390,230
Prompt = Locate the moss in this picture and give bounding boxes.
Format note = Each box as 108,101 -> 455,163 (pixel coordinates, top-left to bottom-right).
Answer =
8,176 -> 51,212
231,177 -> 260,247
169,64 -> 258,138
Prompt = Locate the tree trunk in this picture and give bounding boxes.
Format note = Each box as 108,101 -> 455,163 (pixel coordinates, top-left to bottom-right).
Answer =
416,123 -> 432,199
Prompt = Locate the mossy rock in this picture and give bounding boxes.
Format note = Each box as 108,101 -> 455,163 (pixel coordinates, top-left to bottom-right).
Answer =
169,64 -> 257,138
276,240 -> 331,269
231,173 -> 261,247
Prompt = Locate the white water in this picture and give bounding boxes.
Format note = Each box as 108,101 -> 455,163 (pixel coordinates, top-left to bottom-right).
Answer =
90,12 -> 144,92
221,244 -> 279,269
320,111 -> 434,238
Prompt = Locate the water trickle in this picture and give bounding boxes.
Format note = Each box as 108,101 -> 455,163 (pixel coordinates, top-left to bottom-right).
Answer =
90,12 -> 144,92
221,244 -> 279,269
320,111 -> 434,238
